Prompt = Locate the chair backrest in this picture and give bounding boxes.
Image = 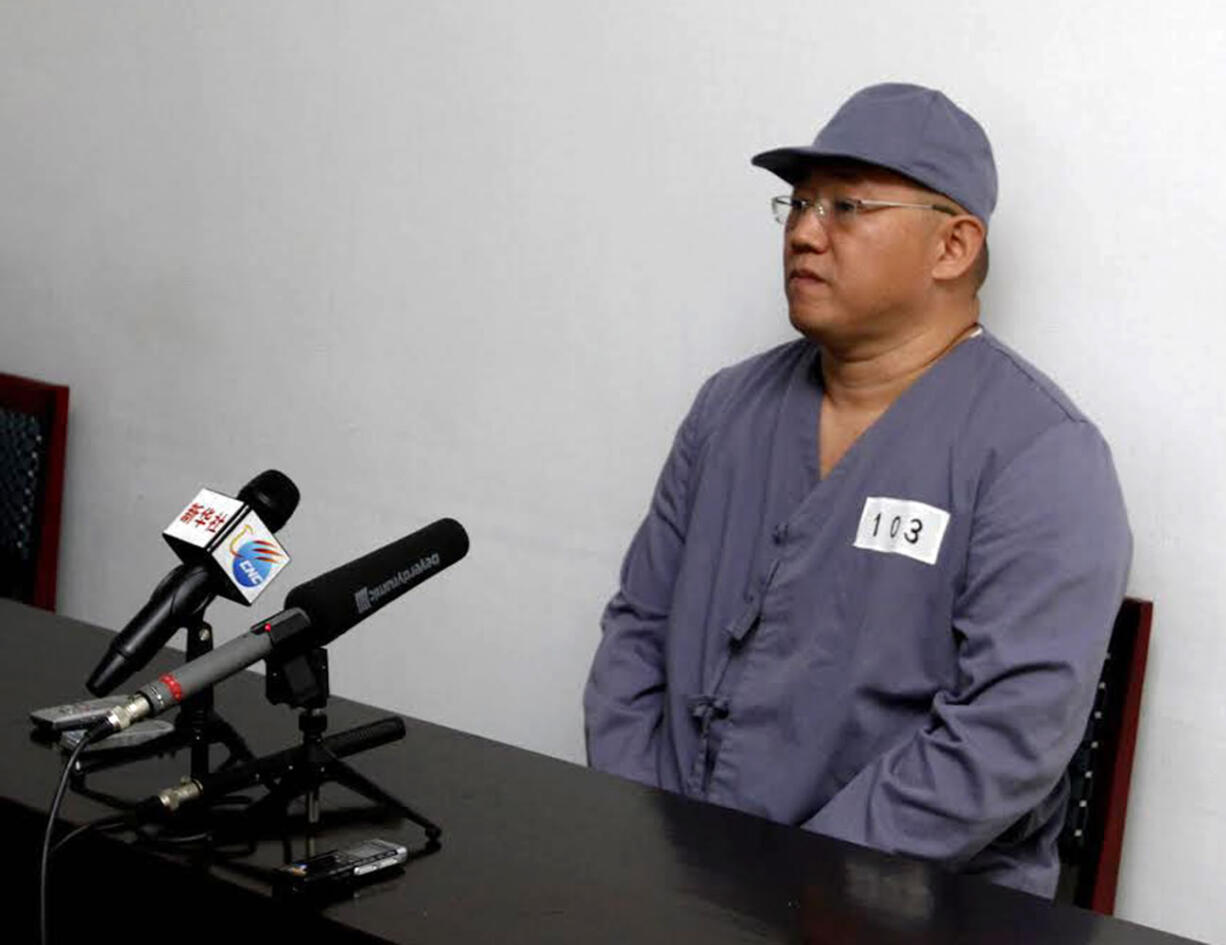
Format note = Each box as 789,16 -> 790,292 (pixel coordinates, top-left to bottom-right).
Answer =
0,371 -> 69,610
1056,596 -> 1153,914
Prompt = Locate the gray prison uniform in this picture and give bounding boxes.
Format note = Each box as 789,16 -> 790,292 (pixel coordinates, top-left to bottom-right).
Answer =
583,330 -> 1131,898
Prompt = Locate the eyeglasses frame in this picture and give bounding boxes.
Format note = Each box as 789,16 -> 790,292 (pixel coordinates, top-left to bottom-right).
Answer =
771,194 -> 958,228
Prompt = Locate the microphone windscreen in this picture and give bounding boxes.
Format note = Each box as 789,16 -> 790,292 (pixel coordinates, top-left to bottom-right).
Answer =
238,470 -> 300,532
284,518 -> 469,648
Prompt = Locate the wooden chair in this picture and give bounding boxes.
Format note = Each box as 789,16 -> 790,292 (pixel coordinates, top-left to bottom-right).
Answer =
0,371 -> 69,610
1056,596 -> 1153,914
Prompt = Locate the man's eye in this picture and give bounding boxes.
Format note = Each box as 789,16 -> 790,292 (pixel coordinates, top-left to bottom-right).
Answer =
831,199 -> 858,216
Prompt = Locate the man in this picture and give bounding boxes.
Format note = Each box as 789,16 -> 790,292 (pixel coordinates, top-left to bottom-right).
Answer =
583,83 -> 1131,898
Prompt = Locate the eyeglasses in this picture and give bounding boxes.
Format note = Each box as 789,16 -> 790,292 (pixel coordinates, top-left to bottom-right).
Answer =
770,195 -> 957,229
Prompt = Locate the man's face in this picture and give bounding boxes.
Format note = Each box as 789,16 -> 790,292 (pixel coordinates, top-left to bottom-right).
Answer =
782,163 -> 946,347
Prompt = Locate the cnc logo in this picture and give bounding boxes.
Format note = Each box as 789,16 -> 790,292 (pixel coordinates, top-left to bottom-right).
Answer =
229,524 -> 285,588
353,553 -> 441,615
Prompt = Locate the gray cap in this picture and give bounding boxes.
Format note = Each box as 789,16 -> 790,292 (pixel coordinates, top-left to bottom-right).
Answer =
752,82 -> 997,225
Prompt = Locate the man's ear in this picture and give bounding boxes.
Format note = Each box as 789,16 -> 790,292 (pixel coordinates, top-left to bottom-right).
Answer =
931,216 -> 986,285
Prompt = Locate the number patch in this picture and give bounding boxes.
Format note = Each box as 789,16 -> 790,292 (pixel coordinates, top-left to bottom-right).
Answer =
853,496 -> 950,566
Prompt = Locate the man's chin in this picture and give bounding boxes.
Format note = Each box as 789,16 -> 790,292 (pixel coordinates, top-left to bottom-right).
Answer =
787,305 -> 843,343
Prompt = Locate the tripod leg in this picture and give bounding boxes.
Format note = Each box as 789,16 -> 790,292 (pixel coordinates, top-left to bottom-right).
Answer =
325,759 -> 442,840
69,726 -> 186,781
206,712 -> 256,768
241,767 -> 311,826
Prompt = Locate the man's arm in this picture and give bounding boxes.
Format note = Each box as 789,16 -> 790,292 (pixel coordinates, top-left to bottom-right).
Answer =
583,376 -> 716,786
803,420 -> 1132,880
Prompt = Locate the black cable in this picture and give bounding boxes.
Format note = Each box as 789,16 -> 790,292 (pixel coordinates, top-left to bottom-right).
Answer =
40,720 -> 107,945
49,812 -> 135,856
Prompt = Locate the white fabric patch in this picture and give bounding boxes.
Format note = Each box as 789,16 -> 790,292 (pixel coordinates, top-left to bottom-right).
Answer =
853,496 -> 950,566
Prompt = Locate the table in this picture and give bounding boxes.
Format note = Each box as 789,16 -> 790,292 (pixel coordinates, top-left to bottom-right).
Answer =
2,598 -> 1197,943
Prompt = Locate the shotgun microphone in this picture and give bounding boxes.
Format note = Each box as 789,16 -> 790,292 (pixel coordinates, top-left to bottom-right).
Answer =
96,519 -> 469,735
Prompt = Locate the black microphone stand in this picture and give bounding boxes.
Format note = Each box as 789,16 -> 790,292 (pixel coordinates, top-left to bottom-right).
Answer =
237,646 -> 441,846
179,615 -> 258,780
68,616 -> 255,786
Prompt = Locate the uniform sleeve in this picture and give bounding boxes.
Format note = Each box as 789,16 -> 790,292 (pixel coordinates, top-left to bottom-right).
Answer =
582,376 -> 716,786
802,420 -> 1132,875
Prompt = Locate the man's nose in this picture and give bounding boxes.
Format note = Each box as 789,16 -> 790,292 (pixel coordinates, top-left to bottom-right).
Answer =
787,205 -> 830,253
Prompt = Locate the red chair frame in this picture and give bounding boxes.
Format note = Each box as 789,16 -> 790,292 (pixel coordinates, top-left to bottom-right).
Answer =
0,371 -> 69,610
1087,597 -> 1153,914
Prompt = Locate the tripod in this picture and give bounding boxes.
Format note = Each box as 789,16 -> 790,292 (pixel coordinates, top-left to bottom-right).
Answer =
69,617 -> 255,787
238,646 -> 441,844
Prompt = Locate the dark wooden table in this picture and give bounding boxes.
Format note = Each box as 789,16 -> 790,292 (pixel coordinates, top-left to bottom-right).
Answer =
2,598 -> 1195,944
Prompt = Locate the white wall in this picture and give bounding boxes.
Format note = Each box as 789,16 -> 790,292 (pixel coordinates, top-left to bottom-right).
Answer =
2,1 -> 1223,940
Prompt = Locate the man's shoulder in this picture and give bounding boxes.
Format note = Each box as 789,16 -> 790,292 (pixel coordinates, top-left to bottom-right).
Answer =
698,338 -> 815,411
949,330 -> 1109,469
958,331 -> 1124,505
673,339 -> 815,453
971,331 -> 1092,427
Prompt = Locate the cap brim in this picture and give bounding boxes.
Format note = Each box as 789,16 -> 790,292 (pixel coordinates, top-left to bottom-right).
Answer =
751,145 -> 929,194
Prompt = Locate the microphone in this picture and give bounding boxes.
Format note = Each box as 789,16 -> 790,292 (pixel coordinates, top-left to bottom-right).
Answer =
97,519 -> 469,735
282,516 -> 469,651
86,470 -> 300,696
